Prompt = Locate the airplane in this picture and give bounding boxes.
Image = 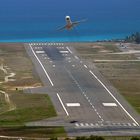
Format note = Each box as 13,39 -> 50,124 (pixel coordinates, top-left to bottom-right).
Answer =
57,16 -> 87,31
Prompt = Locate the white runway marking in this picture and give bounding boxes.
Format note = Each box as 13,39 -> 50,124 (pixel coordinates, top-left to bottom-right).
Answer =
85,123 -> 89,126
66,103 -> 80,107
66,47 -> 73,54
57,93 -> 69,116
95,123 -> 99,126
65,67 -> 104,121
72,65 -> 75,67
128,123 -> 131,126
62,54 -> 68,56
75,56 -> 79,60
75,123 -> 79,127
90,123 -> 94,126
89,70 -> 139,126
80,123 -> 84,127
75,123 -> 103,128
60,51 -> 69,54
133,123 -> 137,126
84,65 -> 88,68
29,44 -> 54,86
103,103 -> 117,107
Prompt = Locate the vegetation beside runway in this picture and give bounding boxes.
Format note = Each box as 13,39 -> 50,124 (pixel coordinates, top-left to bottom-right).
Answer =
0,43 -> 42,90
0,92 -> 57,126
0,126 -> 66,138
0,43 -> 66,137
75,42 -> 140,114
74,136 -> 140,140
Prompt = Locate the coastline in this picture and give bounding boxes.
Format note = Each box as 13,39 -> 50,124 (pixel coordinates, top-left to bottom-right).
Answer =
0,34 -> 127,43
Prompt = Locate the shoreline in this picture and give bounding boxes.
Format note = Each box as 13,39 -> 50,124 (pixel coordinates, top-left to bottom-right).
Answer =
0,35 -> 126,43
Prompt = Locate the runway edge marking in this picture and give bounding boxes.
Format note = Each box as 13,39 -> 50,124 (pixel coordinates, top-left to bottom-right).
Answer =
66,47 -> 73,54
57,93 -> 69,116
89,70 -> 139,126
29,44 -> 54,86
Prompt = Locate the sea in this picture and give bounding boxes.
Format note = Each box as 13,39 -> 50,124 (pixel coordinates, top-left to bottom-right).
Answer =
0,0 -> 140,42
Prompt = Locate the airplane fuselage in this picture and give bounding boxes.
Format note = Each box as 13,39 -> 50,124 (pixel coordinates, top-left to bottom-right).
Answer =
57,16 -> 86,31
65,16 -> 73,30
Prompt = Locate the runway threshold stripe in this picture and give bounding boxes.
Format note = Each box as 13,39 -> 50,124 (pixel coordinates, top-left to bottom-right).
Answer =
66,47 -> 73,54
89,70 -> 139,126
29,44 -> 54,86
57,93 -> 69,116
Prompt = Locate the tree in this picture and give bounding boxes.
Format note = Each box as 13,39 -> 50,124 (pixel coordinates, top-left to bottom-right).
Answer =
131,137 -> 140,140
87,136 -> 105,140
125,32 -> 140,44
76,136 -> 87,140
50,137 -> 58,140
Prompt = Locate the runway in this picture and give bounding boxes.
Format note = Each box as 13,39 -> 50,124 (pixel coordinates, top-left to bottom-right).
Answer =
25,43 -> 140,136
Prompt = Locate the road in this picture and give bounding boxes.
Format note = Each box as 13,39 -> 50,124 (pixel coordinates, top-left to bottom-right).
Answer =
24,43 -> 140,136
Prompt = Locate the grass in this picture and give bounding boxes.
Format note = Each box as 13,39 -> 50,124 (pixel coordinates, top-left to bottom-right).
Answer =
0,43 -> 41,92
95,61 -> 140,113
0,126 -> 66,138
0,93 -> 57,126
0,44 -> 51,125
74,42 -> 120,54
0,93 -> 8,112
0,43 -> 67,137
0,70 -> 5,81
75,42 -> 140,114
104,136 -> 139,140
101,43 -> 120,52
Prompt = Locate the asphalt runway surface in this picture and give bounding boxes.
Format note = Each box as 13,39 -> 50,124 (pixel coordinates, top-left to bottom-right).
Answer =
24,43 -> 140,136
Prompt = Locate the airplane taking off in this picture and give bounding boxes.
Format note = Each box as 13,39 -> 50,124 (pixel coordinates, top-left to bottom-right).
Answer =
57,16 -> 87,31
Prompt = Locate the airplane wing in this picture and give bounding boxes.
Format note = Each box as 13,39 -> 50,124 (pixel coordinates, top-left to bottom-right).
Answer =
72,19 -> 87,26
57,25 -> 66,31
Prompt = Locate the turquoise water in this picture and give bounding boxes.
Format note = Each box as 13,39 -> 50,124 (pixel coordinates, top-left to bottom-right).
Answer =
0,0 -> 140,42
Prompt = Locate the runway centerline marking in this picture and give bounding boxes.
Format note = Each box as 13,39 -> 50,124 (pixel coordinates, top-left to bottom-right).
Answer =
57,93 -> 69,116
66,47 -> 73,54
65,67 -> 104,121
29,44 -> 54,86
89,70 -> 139,126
